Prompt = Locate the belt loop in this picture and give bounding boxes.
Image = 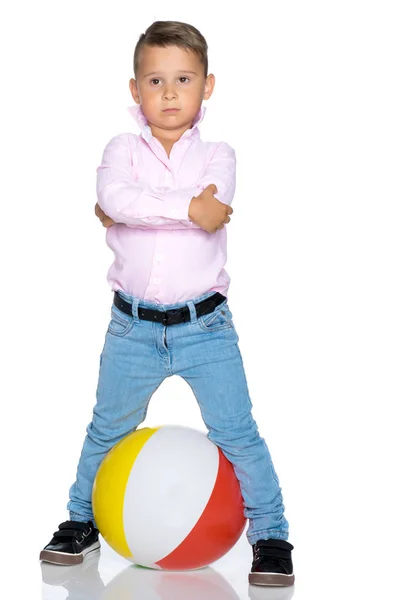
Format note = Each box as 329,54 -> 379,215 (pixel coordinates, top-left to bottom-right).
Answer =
186,300 -> 198,323
131,297 -> 140,323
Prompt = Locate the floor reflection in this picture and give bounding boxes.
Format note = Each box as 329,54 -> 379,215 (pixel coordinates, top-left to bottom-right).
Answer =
41,550 -> 295,600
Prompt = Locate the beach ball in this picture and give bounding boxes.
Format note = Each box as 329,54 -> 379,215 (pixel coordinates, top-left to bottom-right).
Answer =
92,425 -> 246,570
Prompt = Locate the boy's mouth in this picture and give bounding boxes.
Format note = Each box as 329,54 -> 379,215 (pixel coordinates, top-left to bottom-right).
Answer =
162,108 -> 180,113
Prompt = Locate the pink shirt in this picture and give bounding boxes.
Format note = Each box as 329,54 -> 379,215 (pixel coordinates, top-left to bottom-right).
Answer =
96,104 -> 236,305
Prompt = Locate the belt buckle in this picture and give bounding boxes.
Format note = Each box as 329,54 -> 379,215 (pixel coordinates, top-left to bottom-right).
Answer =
162,308 -> 183,326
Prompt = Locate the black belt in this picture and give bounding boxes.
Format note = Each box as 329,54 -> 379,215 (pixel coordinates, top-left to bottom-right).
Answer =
113,291 -> 226,326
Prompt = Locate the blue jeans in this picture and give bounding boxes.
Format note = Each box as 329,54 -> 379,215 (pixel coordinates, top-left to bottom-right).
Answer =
67,289 -> 289,545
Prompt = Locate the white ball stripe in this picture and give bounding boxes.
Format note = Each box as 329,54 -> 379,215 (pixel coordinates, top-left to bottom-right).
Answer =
123,425 -> 219,565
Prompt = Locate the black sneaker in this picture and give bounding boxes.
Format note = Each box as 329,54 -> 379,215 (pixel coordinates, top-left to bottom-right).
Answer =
249,539 -> 295,587
40,520 -> 100,566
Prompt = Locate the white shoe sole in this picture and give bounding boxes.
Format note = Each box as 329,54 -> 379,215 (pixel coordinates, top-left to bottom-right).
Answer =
249,571 -> 295,586
39,541 -> 101,566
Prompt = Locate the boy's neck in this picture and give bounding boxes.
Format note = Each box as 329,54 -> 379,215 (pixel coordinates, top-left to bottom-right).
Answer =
150,123 -> 192,158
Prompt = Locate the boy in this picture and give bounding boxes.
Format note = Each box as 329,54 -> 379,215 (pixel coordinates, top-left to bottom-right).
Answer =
40,20 -> 295,587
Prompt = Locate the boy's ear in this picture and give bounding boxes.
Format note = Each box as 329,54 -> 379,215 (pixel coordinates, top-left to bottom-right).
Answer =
203,73 -> 216,101
129,78 -> 140,104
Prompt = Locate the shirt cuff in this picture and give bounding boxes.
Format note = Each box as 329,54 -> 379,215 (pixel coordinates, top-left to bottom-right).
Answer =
160,187 -> 204,223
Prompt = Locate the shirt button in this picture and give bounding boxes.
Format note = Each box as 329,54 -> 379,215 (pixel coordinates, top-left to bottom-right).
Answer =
153,277 -> 161,285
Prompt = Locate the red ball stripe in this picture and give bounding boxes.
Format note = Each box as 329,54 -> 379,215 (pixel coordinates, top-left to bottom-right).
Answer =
156,447 -> 246,570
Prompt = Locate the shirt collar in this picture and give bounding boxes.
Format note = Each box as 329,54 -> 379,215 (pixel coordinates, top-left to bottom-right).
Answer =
126,103 -> 206,142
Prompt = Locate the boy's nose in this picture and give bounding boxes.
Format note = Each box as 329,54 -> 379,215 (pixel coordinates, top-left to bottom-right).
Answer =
163,86 -> 177,100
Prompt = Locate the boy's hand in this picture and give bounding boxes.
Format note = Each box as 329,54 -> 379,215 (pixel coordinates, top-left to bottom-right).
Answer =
95,202 -> 116,228
188,184 -> 233,234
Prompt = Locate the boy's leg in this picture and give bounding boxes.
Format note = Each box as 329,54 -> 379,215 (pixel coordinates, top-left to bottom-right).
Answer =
67,299 -> 169,523
174,300 -> 289,545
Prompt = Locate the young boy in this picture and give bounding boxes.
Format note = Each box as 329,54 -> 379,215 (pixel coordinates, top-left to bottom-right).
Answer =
40,20 -> 295,587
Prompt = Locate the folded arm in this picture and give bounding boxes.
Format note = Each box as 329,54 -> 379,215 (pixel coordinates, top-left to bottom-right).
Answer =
96,134 -> 236,230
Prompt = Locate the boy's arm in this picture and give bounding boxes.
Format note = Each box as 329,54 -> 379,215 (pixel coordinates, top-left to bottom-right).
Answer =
96,134 -> 236,230
96,133 -> 200,228
153,141 -> 236,231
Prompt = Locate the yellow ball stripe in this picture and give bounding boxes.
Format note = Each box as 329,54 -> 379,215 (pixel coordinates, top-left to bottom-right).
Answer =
92,426 -> 160,559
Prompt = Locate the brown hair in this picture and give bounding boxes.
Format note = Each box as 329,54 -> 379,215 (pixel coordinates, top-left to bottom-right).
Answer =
133,21 -> 208,78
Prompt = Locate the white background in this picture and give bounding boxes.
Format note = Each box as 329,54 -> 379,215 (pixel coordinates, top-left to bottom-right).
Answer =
1,1 -> 399,598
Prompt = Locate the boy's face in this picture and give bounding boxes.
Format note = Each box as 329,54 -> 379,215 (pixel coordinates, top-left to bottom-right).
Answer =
129,44 -> 215,137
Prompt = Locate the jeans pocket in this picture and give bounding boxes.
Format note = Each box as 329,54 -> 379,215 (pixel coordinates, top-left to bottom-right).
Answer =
107,305 -> 134,337
198,302 -> 233,332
